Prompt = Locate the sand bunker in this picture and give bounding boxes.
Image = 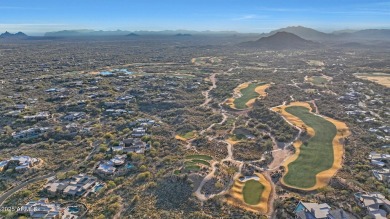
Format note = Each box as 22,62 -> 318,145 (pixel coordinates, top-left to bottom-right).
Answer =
226,173 -> 272,214
175,135 -> 188,141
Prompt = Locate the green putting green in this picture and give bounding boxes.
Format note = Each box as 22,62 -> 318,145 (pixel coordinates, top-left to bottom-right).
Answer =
233,82 -> 266,109
191,159 -> 211,167
283,106 -> 337,188
242,179 -> 265,205
185,155 -> 212,161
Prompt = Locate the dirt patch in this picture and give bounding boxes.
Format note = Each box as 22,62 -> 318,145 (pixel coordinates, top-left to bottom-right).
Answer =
354,73 -> 390,88
175,135 -> 187,141
246,83 -> 271,108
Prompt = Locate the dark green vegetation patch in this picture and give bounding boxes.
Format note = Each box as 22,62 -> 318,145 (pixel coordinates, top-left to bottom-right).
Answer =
185,154 -> 212,161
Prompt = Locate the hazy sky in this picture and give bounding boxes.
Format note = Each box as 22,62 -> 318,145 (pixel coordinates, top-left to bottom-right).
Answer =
0,0 -> 389,35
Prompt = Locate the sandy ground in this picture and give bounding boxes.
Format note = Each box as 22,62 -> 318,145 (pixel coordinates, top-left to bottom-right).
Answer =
354,74 -> 390,88
226,173 -> 272,214
226,138 -> 240,145
175,135 -> 187,141
246,84 -> 271,107
271,102 -> 350,191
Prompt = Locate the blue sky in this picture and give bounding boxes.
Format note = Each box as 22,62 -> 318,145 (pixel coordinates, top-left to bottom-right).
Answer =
0,0 -> 389,35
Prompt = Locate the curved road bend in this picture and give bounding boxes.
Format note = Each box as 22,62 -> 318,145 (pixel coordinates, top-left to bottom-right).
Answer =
0,173 -> 55,206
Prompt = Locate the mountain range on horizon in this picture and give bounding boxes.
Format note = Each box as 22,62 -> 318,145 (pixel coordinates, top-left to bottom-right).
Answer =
40,26 -> 390,41
2,26 -> 390,43
240,31 -> 320,50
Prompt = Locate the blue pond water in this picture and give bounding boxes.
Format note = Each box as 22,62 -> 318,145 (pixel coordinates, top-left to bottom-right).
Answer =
94,184 -> 104,192
126,163 -> 134,169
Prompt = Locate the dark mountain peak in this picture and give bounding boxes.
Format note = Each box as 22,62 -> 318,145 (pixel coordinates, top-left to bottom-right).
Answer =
1,31 -> 12,37
0,31 -> 28,39
127,33 -> 139,36
15,32 -> 28,37
241,31 -> 320,50
258,31 -> 304,41
266,26 -> 331,41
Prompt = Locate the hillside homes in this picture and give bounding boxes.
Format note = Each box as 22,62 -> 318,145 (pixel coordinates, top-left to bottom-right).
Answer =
18,198 -> 62,219
44,174 -> 101,198
23,111 -> 51,121
0,155 -> 40,172
95,154 -> 134,178
294,201 -> 354,219
12,127 -> 51,140
369,152 -> 390,185
354,192 -> 390,219
122,138 -> 149,153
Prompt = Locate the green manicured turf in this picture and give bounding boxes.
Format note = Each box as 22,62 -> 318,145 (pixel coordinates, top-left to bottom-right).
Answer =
242,179 -> 265,205
233,82 -> 266,109
184,165 -> 200,171
180,131 -> 196,139
283,106 -> 337,188
185,154 -> 212,161
184,161 -> 196,166
191,159 -> 211,167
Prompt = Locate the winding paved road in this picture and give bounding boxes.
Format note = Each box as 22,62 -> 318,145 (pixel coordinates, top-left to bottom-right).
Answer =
0,173 -> 55,206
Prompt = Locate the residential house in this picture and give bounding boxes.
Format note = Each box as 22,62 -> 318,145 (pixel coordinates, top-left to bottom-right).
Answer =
13,104 -> 28,111
4,110 -> 22,117
95,155 -> 131,178
354,192 -> 390,219
23,112 -> 50,121
132,127 -> 146,137
0,161 -> 9,172
44,174 -> 98,198
372,169 -> 390,185
103,102 -> 126,108
18,198 -> 62,219
123,138 -> 147,153
12,127 -> 51,139
63,112 -> 86,121
369,152 -> 390,168
294,201 -> 352,219
8,156 -> 40,172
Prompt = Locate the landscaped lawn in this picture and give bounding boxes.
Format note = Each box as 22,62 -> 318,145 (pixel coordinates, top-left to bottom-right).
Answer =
184,165 -> 200,172
233,82 -> 266,109
191,159 -> 211,167
242,179 -> 265,205
186,154 -> 212,161
283,106 -> 337,188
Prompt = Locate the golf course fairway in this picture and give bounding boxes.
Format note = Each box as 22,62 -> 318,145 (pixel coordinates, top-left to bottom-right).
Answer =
226,82 -> 270,110
271,102 -> 350,191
